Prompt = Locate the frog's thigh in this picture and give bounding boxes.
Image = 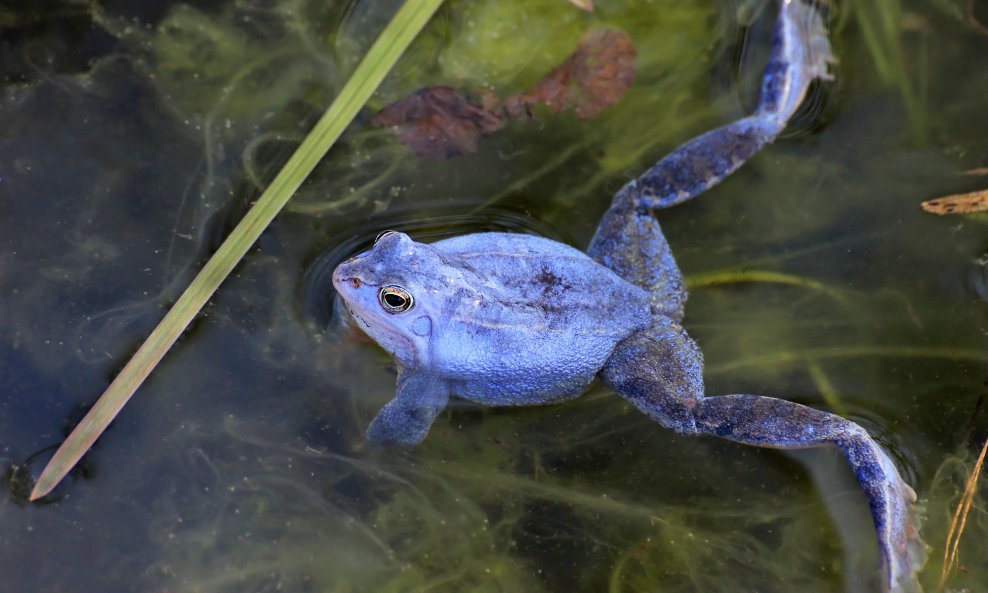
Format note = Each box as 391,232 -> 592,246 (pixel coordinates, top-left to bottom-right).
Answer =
599,317 -> 703,432
366,371 -> 450,446
587,200 -> 687,321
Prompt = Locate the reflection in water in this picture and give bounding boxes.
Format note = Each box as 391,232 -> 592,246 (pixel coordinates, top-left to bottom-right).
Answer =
1,0 -> 988,592
967,251 -> 988,303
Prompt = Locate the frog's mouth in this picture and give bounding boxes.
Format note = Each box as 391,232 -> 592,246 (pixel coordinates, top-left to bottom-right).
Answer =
339,302 -> 369,331
340,297 -> 417,367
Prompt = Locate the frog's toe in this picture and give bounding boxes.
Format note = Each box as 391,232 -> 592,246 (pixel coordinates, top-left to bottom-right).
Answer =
880,464 -> 927,593
786,0 -> 837,82
811,33 -> 839,81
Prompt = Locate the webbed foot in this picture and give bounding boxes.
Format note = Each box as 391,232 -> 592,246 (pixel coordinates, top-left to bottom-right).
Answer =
761,0 -> 838,124
697,396 -> 925,593
869,446 -> 926,593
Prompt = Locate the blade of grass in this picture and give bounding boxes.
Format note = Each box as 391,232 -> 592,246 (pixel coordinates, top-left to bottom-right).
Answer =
806,361 -> 849,417
30,0 -> 446,501
850,0 -> 928,143
685,268 -> 847,301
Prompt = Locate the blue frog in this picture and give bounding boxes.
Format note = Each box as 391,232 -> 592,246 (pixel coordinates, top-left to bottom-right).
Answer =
333,2 -> 924,590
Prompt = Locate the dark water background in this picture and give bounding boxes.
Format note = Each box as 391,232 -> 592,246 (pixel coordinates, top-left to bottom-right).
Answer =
2,1 -> 987,591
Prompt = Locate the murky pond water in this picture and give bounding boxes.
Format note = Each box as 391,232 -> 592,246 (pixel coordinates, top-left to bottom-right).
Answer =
2,1 -> 987,591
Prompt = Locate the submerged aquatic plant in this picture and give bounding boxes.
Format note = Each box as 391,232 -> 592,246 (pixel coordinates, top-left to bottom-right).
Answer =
848,0 -> 930,143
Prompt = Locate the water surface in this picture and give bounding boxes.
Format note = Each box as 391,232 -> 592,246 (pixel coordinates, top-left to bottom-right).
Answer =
2,1 -> 987,592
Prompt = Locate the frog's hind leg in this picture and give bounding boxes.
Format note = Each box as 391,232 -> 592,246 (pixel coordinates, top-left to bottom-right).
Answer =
587,198 -> 687,320
588,0 -> 835,318
628,0 -> 835,212
600,320 -> 925,593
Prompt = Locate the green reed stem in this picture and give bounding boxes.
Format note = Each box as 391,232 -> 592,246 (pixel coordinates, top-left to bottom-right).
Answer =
30,0 -> 446,501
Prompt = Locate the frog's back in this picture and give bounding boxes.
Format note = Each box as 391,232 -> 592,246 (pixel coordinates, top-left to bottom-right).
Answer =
430,233 -> 652,404
432,233 -> 650,323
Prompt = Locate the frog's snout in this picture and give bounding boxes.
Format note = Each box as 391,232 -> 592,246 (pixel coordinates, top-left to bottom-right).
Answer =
334,250 -> 386,292
331,263 -> 357,293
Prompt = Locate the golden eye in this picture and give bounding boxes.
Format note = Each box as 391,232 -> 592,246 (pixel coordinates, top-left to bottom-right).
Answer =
378,285 -> 413,313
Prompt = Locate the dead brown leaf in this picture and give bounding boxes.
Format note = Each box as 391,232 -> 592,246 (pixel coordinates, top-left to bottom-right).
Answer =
920,189 -> 988,215
371,86 -> 504,159
505,29 -> 636,120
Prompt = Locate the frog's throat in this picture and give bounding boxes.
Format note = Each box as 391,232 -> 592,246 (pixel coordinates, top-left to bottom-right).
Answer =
347,305 -> 418,368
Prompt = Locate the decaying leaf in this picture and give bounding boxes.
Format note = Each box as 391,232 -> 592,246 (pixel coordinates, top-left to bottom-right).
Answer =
372,86 -> 504,158
921,189 -> 988,215
504,29 -> 636,119
375,28 -> 635,158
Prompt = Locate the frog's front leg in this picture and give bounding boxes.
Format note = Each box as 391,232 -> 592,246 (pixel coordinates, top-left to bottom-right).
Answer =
600,319 -> 925,593
366,370 -> 449,445
588,0 -> 835,320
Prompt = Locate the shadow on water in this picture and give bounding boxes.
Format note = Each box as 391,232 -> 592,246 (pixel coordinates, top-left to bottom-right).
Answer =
2,0 -> 988,592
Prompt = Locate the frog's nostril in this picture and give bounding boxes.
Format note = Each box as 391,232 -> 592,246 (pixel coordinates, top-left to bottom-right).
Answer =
349,278 -> 362,289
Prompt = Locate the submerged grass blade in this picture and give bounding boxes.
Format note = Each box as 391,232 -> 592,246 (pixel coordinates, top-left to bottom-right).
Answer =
938,437 -> 988,590
850,0 -> 929,143
806,361 -> 849,417
29,0 -> 446,502
685,268 -> 847,301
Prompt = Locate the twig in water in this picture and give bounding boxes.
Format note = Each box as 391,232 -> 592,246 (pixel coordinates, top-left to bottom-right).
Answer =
938,436 -> 988,590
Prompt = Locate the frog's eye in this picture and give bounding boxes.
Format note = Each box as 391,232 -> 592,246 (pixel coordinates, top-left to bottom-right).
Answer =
378,285 -> 414,313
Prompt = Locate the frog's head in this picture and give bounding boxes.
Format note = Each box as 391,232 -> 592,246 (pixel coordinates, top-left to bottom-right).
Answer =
332,231 -> 462,368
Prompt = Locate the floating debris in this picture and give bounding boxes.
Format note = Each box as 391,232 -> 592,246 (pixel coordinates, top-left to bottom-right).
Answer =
504,28 -> 636,120
920,189 -> 988,215
939,437 -> 988,590
372,87 -> 504,158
